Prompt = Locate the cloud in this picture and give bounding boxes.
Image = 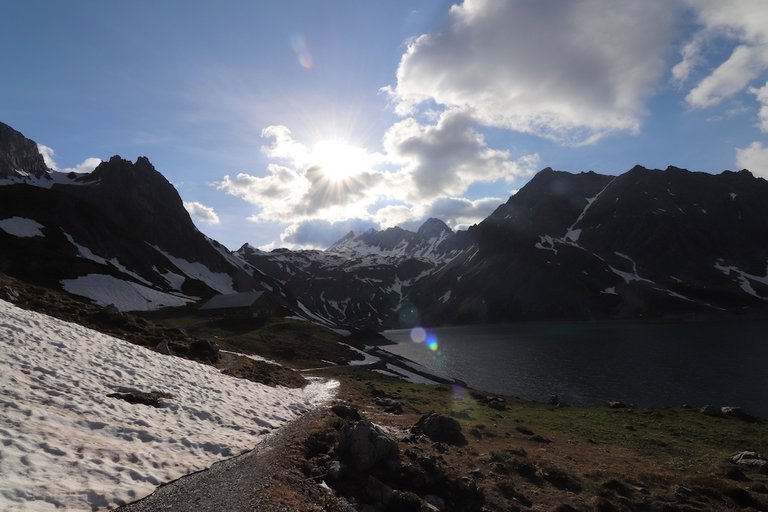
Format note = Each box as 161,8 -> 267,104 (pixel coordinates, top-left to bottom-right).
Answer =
37,144 -> 102,174
736,141 -> 768,178
215,118 -> 535,234
384,110 -> 539,198
676,1 -> 768,109
386,0 -> 677,144
423,196 -> 502,229
183,201 -> 221,224
280,218 -> 378,249
751,82 -> 768,133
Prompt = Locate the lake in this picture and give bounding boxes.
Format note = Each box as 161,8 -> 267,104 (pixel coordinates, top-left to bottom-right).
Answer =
382,321 -> 768,417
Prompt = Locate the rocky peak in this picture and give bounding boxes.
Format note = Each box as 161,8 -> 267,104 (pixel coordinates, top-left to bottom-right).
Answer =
416,218 -> 452,239
0,121 -> 50,179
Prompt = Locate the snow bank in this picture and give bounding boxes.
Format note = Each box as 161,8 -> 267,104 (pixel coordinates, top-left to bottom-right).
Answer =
0,299 -> 338,511
0,217 -> 45,238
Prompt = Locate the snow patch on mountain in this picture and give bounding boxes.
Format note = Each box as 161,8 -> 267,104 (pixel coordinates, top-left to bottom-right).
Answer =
0,299 -> 338,511
152,245 -> 235,294
714,260 -> 768,299
61,274 -> 196,311
0,217 -> 45,238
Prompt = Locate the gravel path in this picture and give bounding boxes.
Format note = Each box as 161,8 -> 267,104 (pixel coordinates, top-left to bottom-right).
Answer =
116,408 -> 328,512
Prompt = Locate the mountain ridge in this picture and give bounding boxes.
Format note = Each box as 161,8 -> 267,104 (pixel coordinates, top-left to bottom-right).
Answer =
1,120 -> 767,327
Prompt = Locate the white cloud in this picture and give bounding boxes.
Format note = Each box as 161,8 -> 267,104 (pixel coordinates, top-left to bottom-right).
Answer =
677,1 -> 768,109
384,110 -> 539,199
38,144 -> 57,170
280,218 -> 378,249
215,117 -> 535,235
423,196 -> 502,229
37,144 -> 102,174
183,201 -> 221,225
751,82 -> 768,133
386,0 -> 677,144
736,141 -> 768,178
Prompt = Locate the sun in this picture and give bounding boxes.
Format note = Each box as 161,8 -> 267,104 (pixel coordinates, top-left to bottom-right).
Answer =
310,140 -> 371,182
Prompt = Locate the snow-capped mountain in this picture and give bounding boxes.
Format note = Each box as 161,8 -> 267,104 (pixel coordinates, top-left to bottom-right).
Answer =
3,120 -> 768,327
408,166 -> 768,324
236,219 -> 473,329
0,122 -> 284,312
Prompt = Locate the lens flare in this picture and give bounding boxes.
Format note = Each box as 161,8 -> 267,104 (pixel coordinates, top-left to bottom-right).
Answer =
427,335 -> 439,352
410,327 -> 426,343
290,33 -> 313,69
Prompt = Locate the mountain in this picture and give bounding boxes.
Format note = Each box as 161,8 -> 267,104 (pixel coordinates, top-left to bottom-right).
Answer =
408,166 -> 768,324
0,122 -> 284,312
0,122 -> 50,180
2,120 -> 767,326
237,218 -> 472,329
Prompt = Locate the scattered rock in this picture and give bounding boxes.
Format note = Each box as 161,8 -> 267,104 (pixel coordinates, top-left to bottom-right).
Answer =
375,397 -> 403,415
155,340 -> 173,355
515,426 -> 534,436
332,404 -> 362,422
724,467 -> 750,481
337,420 -> 399,472
387,490 -> 426,512
366,475 -> 393,504
424,494 -> 445,512
731,451 -> 768,470
413,412 -> 467,446
106,390 -> 172,408
607,401 -> 631,409
189,339 -> 220,363
530,434 -> 552,444
723,487 -> 763,509
496,482 -> 532,506
700,405 -> 724,418
721,406 -> 757,422
0,286 -> 20,302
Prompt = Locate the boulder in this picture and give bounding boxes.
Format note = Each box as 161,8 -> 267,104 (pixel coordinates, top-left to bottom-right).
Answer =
337,420 -> 399,472
375,397 -> 403,414
721,406 -> 756,422
700,405 -> 724,417
731,451 -> 768,470
189,339 -> 220,363
331,404 -> 362,422
413,412 -> 467,446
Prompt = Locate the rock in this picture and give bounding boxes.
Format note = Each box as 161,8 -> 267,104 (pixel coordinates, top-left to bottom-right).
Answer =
721,406 -> 756,422
496,482 -> 532,507
724,467 -> 750,481
337,420 -> 399,472
189,339 -> 220,363
700,405 -> 724,417
731,451 -> 768,469
414,412 -> 467,446
386,491 -> 425,512
106,390 -> 172,408
327,460 -> 343,481
155,340 -> 173,355
366,475 -> 393,503
515,426 -> 534,436
530,434 -> 552,443
0,286 -> 20,302
104,304 -> 121,316
375,397 -> 403,414
553,505 -> 579,512
331,404 -> 362,422
424,494 -> 445,512
724,487 -> 763,509
487,398 -> 507,411
607,401 -> 630,409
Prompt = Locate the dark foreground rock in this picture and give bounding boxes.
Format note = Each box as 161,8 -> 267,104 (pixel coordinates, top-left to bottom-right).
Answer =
413,412 -> 467,446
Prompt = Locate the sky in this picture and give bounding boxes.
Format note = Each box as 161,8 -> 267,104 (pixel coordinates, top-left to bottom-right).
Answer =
2,1 -> 768,251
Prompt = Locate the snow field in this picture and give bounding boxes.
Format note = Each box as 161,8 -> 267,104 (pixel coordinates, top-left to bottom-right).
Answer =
0,299 -> 338,511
